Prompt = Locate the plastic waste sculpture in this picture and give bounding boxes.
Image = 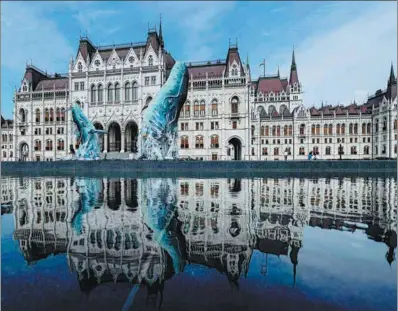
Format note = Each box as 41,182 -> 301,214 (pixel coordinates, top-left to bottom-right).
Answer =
69,103 -> 106,160
71,178 -> 102,234
139,61 -> 189,160
140,178 -> 186,273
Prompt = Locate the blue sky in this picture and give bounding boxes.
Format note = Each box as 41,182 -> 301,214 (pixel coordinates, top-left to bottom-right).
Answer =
1,1 -> 397,119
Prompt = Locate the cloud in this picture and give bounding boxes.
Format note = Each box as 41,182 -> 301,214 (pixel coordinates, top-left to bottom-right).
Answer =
271,7 -> 284,13
251,2 -> 397,107
1,2 -> 74,73
154,1 -> 237,61
73,9 -> 120,35
294,2 -> 397,107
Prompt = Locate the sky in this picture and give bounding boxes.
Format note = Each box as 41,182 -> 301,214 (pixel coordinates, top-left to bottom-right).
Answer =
1,1 -> 397,119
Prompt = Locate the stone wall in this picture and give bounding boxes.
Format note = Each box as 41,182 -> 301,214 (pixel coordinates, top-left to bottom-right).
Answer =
1,160 -> 396,178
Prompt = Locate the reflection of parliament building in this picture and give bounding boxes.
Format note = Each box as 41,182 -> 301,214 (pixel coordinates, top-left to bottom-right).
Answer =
3,18 -> 397,162
2,176 -> 397,293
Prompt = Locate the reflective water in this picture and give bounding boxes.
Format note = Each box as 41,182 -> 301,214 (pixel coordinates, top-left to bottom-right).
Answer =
1,176 -> 397,311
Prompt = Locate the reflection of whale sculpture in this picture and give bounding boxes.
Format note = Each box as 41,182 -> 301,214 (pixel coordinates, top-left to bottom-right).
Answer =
69,103 -> 106,160
141,178 -> 185,273
140,61 -> 189,160
71,178 -> 102,234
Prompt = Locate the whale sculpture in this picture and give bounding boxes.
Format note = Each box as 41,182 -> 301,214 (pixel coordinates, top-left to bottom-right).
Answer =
69,103 -> 106,160
139,61 -> 189,160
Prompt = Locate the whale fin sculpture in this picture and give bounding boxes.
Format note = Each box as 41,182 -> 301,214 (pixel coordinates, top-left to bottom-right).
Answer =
140,61 -> 189,160
70,103 -> 106,160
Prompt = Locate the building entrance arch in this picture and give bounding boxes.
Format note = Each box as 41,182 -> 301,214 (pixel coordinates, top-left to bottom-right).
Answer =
19,142 -> 29,161
108,122 -> 121,152
228,136 -> 243,161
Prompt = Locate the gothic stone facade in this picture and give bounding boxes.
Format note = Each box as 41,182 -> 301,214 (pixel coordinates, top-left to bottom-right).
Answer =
8,22 -> 398,161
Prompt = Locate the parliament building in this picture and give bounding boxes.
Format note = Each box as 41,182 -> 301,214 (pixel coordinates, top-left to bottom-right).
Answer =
2,19 -> 397,161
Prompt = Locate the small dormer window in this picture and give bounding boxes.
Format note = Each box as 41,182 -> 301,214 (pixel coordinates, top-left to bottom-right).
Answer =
129,56 -> 134,63
148,55 -> 153,66
22,82 -> 27,92
231,64 -> 238,76
94,59 -> 100,66
78,62 -> 82,73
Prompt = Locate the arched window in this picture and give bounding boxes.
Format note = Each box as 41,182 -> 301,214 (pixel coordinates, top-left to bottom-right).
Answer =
325,146 -> 331,155
61,108 -> 65,122
132,82 -> 138,101
195,136 -> 204,149
394,144 -> 397,154
261,126 -> 265,136
284,125 -> 288,136
46,139 -> 53,151
211,99 -> 218,116
383,117 -> 387,131
316,124 -> 320,135
354,123 -> 358,134
274,147 -> 279,155
114,83 -> 120,102
56,108 -> 61,122
44,108 -> 49,123
231,97 -> 239,114
34,140 -> 41,151
148,55 -> 153,66
98,84 -> 103,103
19,108 -> 26,123
341,124 -> 346,134
265,126 -> 269,136
180,136 -> 189,149
91,84 -> 96,103
125,82 -> 131,101
272,126 -> 276,136
367,123 -> 371,134
78,62 -> 82,72
35,109 -> 40,123
57,139 -> 65,151
211,135 -> 219,148
299,124 -> 305,135
364,145 -> 370,155
336,124 -> 341,135
200,100 -> 206,116
299,147 -> 305,155
362,123 -> 366,134
323,124 -> 328,135
288,125 -> 293,136
49,108 -> 54,122
328,124 -> 333,135
394,119 -> 398,130
351,146 -> 357,155
311,124 -> 316,135
184,102 -> 190,117
349,123 -> 353,134
276,125 -> 281,136
107,84 -> 113,102
194,101 -> 199,117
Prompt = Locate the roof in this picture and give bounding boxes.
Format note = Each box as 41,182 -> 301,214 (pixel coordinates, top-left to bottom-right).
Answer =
255,75 -> 289,94
225,46 -> 245,77
35,78 -> 69,91
1,116 -> 13,127
187,61 -> 226,79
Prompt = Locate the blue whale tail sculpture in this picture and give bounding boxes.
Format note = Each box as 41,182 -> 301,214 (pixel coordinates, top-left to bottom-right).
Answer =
69,103 -> 106,160
140,61 -> 189,160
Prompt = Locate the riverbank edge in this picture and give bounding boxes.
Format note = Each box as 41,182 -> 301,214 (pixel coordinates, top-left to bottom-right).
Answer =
1,160 -> 396,178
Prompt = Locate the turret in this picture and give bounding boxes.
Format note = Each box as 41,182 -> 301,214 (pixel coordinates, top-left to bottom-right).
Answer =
289,47 -> 299,86
386,62 -> 397,101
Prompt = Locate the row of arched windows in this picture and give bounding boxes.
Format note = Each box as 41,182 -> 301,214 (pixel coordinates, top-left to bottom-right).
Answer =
77,55 -> 153,73
180,135 -> 219,149
34,139 -> 65,151
90,81 -> 139,103
259,125 -> 293,137
182,97 -> 240,117
34,108 -> 65,123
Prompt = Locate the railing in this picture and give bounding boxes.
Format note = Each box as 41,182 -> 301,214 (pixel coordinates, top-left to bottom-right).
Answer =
142,66 -> 158,73
108,142 -> 121,152
125,143 -> 138,153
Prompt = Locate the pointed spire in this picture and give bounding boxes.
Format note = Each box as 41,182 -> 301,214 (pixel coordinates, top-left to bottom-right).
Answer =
291,46 -> 296,71
388,62 -> 396,85
246,53 -> 249,69
277,65 -> 280,77
159,14 -> 164,48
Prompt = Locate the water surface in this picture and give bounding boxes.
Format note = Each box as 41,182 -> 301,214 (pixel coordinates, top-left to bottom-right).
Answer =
1,176 -> 397,311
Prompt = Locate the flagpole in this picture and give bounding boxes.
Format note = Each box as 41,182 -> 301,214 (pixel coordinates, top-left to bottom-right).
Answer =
263,59 -> 265,77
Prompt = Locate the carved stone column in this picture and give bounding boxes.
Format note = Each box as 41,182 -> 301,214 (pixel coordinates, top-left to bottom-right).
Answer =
121,130 -> 125,153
